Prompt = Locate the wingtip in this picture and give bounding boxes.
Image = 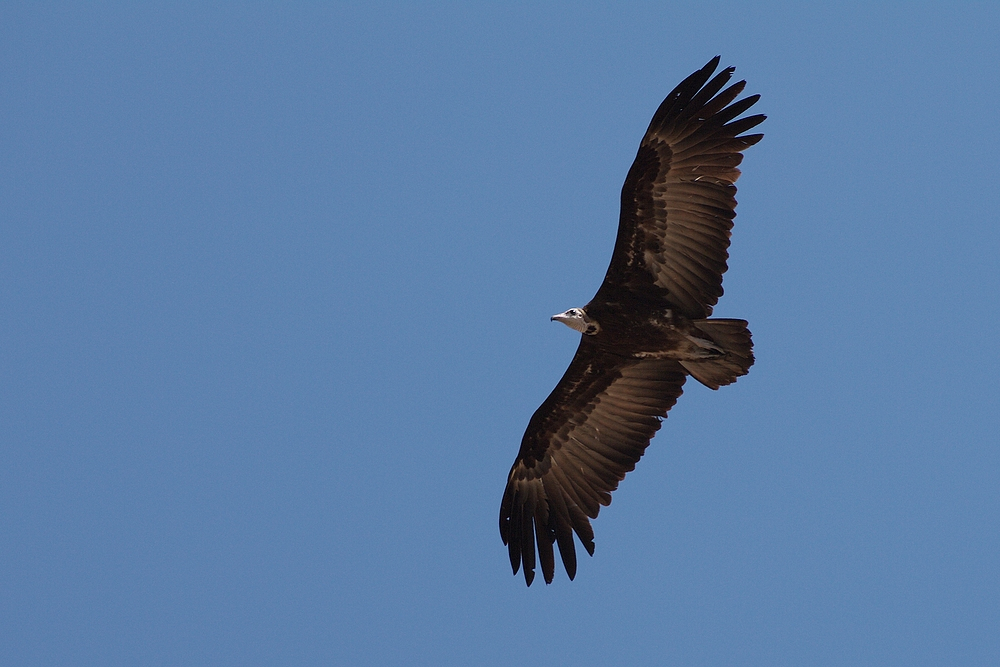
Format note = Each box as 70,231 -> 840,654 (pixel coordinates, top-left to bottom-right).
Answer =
704,55 -> 736,78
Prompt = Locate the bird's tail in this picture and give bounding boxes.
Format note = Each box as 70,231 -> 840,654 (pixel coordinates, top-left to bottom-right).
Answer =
681,319 -> 754,390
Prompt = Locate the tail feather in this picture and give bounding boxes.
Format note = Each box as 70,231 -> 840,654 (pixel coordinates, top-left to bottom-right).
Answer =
680,319 -> 754,390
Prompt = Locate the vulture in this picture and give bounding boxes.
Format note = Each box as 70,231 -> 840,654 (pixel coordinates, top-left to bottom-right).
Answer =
499,57 -> 765,585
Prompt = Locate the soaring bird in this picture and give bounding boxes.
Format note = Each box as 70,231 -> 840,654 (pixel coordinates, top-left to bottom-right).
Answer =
500,57 -> 764,585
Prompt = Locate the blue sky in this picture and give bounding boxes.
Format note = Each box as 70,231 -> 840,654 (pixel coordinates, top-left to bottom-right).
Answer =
3,3 -> 999,665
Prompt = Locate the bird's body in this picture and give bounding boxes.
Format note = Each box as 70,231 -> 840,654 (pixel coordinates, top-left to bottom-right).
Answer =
500,57 -> 765,585
569,301 -> 721,361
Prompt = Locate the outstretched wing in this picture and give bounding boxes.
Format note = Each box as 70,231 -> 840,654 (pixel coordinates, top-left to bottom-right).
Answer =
500,338 -> 687,585
595,56 -> 765,319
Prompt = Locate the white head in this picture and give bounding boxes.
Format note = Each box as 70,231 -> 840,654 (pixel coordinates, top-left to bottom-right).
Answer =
551,307 -> 600,335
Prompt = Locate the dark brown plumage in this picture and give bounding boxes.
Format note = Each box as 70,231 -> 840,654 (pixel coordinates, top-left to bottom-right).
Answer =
500,57 -> 765,585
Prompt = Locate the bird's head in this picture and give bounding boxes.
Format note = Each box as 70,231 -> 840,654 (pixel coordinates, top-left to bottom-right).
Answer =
551,307 -> 600,335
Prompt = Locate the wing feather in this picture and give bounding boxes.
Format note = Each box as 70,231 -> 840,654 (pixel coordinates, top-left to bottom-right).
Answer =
500,340 -> 686,584
540,472 -> 578,578
595,57 -> 764,318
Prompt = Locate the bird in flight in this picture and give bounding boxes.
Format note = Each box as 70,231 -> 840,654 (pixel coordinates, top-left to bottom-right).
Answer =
500,57 -> 765,585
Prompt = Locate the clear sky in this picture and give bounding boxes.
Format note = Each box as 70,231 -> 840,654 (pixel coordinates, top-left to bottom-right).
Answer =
3,3 -> 999,666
